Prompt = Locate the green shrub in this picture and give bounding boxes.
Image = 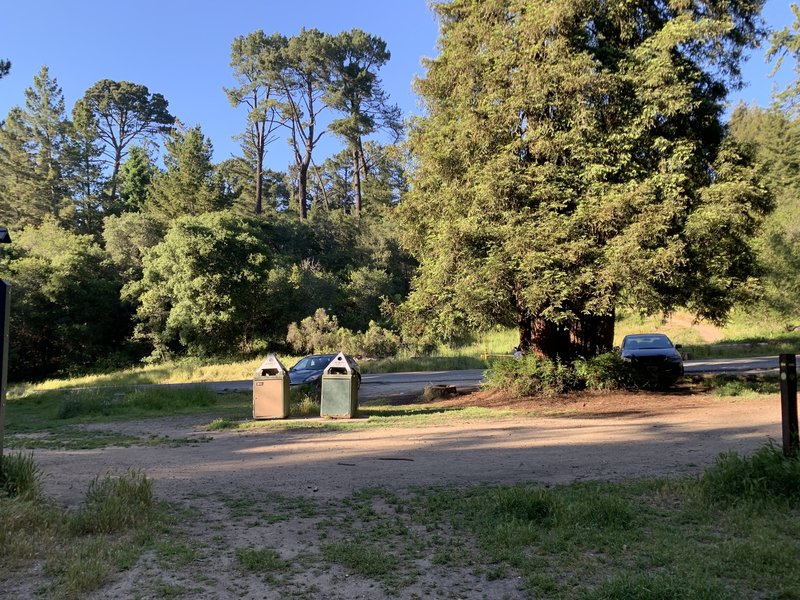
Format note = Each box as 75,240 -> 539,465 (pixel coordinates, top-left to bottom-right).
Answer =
359,321 -> 401,358
485,356 -> 581,396
699,443 -> 800,505
70,470 -> 156,534
575,352 -> 639,390
0,452 -> 41,499
486,485 -> 561,525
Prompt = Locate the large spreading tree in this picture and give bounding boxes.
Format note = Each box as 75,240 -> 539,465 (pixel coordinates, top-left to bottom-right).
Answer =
399,0 -> 771,360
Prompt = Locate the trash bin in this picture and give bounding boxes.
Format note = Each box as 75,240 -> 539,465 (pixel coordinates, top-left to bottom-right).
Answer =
320,353 -> 358,418
253,354 -> 290,419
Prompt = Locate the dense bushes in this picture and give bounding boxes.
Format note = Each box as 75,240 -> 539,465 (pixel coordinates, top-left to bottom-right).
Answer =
485,356 -> 580,396
2,207 -> 413,379
485,352 -> 665,396
286,308 -> 400,358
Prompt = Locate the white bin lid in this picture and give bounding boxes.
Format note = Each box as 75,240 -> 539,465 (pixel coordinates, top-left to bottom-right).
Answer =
323,353 -> 352,375
254,354 -> 288,376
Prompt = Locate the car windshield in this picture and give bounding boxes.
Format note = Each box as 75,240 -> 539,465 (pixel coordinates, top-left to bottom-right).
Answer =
292,356 -> 334,371
623,336 -> 673,350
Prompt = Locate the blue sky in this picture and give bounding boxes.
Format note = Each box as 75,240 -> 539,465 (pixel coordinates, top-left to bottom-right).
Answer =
0,0 -> 795,169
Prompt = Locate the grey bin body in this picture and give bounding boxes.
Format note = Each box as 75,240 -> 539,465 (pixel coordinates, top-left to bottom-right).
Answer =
320,353 -> 358,418
253,354 -> 290,419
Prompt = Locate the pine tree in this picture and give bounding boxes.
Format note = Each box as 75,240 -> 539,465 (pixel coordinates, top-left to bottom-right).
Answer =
146,125 -> 222,219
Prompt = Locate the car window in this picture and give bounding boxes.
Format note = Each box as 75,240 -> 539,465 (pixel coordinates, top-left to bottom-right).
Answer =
624,336 -> 672,350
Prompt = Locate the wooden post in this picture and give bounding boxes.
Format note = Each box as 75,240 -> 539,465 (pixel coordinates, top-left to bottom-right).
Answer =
779,353 -> 799,457
0,279 -> 9,463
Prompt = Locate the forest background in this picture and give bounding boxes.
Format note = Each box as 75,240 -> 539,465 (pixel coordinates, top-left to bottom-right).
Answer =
1,0 -> 800,381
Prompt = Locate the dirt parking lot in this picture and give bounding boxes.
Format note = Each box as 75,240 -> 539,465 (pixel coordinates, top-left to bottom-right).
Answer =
24,391 -> 784,599
34,390 -> 781,507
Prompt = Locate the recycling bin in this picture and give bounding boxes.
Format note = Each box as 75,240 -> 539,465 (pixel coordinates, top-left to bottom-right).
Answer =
320,353 -> 358,418
252,354 -> 290,419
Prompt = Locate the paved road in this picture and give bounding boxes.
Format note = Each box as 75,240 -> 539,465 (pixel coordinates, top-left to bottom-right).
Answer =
203,355 -> 794,400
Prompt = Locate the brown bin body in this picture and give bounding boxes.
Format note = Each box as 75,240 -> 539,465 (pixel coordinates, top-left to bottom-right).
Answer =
252,355 -> 290,419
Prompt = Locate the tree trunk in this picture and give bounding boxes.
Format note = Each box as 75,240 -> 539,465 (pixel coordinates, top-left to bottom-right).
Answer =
110,146 -> 122,208
569,311 -> 615,358
352,148 -> 363,216
255,124 -> 265,215
527,317 -> 573,361
298,161 -> 309,219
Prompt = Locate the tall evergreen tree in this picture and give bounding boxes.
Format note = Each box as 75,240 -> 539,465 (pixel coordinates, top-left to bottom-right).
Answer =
62,118 -> 105,235
118,145 -> 155,212
327,29 -> 402,215
227,30 -> 286,215
73,79 -> 175,210
400,0 -> 770,359
769,3 -> 800,116
729,104 -> 800,316
0,67 -> 71,228
146,125 -> 222,219
275,28 -> 335,219
0,59 -> 9,79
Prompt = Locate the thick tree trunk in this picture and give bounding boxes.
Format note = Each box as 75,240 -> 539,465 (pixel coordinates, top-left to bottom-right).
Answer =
527,317 -> 572,361
517,314 -> 572,361
518,311 -> 615,362
569,311 -> 615,358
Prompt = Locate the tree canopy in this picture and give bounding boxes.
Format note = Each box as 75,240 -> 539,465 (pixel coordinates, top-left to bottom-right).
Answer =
399,0 -> 771,359
73,79 -> 175,208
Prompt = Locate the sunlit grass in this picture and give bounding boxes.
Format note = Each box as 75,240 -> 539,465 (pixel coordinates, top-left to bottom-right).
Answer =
10,311 -> 799,396
13,355 -> 304,395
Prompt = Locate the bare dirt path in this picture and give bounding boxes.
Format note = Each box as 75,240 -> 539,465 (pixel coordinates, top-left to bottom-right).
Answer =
33,393 -> 782,508
15,392 -> 785,600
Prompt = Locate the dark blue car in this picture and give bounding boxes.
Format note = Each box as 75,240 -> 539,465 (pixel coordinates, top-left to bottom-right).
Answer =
620,333 -> 684,386
288,354 -> 361,389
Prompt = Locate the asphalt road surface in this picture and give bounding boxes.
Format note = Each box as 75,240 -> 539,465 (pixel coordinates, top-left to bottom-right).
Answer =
204,355 -> 795,400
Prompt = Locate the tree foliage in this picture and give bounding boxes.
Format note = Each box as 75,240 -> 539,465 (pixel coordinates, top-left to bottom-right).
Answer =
729,104 -> 800,317
400,0 -> 770,359
0,67 -> 71,228
327,29 -> 402,214
768,3 -> 800,116
73,79 -> 175,208
146,124 -> 223,219
227,30 -> 285,215
124,211 -> 274,357
1,219 -> 124,380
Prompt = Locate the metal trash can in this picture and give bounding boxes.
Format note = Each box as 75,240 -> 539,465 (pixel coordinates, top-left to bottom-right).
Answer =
253,354 -> 290,419
320,353 -> 358,418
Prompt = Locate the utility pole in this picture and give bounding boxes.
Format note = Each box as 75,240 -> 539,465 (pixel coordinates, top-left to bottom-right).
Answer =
0,226 -> 10,464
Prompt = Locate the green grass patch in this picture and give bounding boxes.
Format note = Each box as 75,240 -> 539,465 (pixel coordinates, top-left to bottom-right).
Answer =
699,443 -> 800,505
235,547 -> 287,573
0,452 -> 42,499
322,542 -> 395,578
6,387 -> 227,431
5,446 -> 800,598
1,467 -> 168,598
705,373 -> 780,398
